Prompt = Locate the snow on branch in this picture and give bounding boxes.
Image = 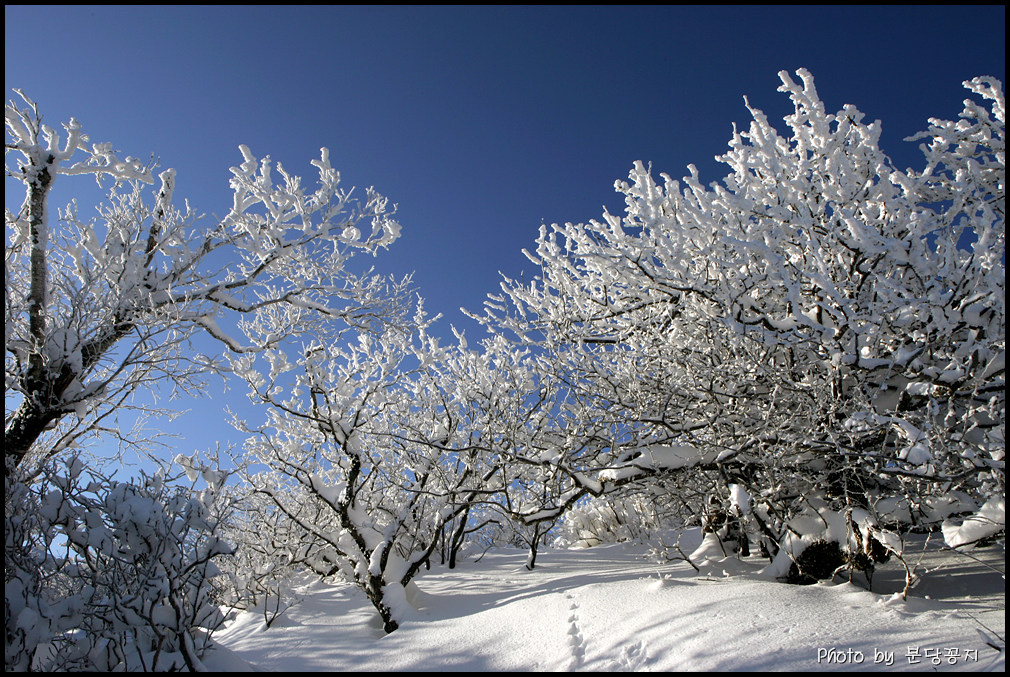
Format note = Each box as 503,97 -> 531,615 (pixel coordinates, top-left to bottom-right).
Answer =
5,90 -> 153,184
5,91 -> 408,477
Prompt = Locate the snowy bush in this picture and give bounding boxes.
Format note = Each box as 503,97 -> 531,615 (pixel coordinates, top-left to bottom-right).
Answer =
5,456 -> 232,671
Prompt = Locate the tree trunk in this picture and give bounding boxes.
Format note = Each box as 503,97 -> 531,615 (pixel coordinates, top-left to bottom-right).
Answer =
447,508 -> 470,569
525,523 -> 542,570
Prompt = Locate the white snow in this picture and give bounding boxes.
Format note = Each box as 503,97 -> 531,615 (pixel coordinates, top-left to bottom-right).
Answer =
599,444 -> 713,482
207,538 -> 1005,672
729,483 -> 750,516
943,496 -> 1006,549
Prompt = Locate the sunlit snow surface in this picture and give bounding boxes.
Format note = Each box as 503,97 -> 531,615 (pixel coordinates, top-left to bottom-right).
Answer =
208,536 -> 1004,672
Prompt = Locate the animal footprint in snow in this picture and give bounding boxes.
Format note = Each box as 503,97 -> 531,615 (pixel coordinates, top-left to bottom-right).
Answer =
620,640 -> 648,670
567,625 -> 586,667
565,595 -> 586,669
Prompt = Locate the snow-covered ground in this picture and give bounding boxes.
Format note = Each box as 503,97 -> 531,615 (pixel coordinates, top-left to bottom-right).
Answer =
208,535 -> 1004,672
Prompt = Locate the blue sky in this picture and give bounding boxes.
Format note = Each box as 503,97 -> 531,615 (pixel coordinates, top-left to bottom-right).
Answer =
5,5 -> 1006,465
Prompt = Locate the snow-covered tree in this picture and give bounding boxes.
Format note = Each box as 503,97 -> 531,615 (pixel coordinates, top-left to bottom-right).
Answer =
5,90 -> 408,667
232,306 -> 507,632
473,70 -> 1005,569
232,299 -> 619,625
5,90 -> 402,478
212,488 -> 316,629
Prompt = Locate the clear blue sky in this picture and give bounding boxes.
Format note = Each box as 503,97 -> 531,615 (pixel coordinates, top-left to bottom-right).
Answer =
6,6 -> 1005,466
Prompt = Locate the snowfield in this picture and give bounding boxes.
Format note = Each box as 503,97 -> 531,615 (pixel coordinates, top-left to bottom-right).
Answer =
207,536 -> 1004,672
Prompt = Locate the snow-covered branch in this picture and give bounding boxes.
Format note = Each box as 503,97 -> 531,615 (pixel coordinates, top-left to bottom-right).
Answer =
5,91 -> 405,476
